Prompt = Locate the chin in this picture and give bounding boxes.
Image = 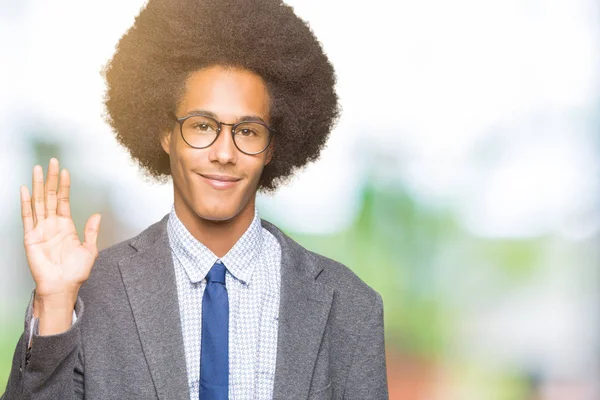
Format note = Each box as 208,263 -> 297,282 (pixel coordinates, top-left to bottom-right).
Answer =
194,202 -> 243,223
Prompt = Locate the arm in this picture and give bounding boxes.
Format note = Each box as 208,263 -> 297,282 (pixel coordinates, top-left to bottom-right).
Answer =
2,158 -> 100,399
344,293 -> 389,400
2,296 -> 85,400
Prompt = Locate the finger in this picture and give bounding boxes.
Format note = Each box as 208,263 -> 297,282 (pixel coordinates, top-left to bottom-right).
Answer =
82,214 -> 101,257
45,158 -> 59,218
20,186 -> 34,234
32,165 -> 45,225
57,169 -> 71,218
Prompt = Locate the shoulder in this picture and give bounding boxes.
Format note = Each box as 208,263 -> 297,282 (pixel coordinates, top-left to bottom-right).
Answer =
261,219 -> 382,309
308,245 -> 380,298
84,214 -> 170,282
306,247 -> 383,315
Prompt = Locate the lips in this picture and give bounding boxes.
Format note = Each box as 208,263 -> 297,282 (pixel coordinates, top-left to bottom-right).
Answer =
199,173 -> 242,190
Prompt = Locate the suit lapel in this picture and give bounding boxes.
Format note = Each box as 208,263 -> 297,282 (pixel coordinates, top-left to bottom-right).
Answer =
263,221 -> 335,400
118,217 -> 190,400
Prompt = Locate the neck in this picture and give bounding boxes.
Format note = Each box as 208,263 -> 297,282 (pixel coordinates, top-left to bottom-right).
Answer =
173,198 -> 256,258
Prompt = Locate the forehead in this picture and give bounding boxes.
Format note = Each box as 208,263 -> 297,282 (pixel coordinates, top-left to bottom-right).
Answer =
177,65 -> 270,122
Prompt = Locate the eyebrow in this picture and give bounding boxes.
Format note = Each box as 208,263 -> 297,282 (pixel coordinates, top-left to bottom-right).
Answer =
184,109 -> 268,125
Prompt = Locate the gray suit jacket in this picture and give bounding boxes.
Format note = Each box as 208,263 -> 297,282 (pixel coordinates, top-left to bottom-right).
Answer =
3,216 -> 388,399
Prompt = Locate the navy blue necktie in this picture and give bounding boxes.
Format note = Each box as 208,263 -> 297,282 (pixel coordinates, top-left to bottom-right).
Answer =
199,261 -> 229,400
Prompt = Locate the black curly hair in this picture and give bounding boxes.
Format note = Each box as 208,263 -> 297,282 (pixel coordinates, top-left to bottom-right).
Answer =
103,0 -> 339,192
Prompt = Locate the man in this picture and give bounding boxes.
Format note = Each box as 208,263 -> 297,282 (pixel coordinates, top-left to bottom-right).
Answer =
3,0 -> 388,398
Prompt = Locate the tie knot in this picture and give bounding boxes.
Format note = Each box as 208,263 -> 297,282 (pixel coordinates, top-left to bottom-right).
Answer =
206,262 -> 226,284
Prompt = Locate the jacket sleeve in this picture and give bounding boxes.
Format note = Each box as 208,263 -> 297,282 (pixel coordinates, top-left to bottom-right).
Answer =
344,293 -> 389,399
1,294 -> 85,400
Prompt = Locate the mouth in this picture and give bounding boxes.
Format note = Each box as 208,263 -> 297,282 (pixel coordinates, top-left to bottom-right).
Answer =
199,173 -> 242,190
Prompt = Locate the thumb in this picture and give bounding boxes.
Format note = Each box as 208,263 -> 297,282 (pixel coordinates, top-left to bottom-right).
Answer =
82,214 -> 101,256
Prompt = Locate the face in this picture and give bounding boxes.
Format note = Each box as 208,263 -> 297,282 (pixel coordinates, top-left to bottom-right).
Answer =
161,65 -> 273,224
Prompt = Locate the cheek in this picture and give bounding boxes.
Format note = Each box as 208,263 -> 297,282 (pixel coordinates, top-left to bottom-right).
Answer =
245,157 -> 268,183
172,138 -> 199,167
170,148 -> 201,189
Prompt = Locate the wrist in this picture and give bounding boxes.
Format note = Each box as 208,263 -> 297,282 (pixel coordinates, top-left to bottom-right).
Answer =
33,291 -> 78,336
33,290 -> 78,313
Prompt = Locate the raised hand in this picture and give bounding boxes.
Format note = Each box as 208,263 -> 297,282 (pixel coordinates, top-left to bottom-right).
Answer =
20,158 -> 101,335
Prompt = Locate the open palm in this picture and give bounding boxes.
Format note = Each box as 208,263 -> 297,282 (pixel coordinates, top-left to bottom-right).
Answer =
21,158 -> 101,299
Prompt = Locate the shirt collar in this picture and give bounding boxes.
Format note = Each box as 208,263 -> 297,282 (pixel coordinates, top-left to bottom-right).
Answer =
167,206 -> 264,285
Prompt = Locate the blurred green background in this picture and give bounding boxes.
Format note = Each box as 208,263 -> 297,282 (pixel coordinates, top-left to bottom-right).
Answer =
1,0 -> 599,399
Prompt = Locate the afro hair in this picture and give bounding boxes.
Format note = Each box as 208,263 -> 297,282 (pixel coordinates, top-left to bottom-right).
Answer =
103,0 -> 339,191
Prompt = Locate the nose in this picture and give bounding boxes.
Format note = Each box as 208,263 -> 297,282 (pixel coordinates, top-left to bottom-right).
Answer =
208,124 -> 237,165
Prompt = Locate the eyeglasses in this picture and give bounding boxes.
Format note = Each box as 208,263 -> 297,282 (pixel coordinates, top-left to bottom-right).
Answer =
171,112 -> 274,155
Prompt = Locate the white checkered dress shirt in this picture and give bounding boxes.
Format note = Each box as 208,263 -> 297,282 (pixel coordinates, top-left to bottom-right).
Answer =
167,207 -> 282,400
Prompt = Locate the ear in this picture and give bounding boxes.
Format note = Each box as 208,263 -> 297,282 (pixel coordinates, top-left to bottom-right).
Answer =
160,131 -> 172,155
264,138 -> 275,165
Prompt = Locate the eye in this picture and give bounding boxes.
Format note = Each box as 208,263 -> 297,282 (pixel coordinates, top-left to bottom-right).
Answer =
238,128 -> 257,137
192,123 -> 211,131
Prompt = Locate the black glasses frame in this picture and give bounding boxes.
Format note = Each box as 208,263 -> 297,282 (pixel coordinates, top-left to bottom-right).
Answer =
171,112 -> 275,155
